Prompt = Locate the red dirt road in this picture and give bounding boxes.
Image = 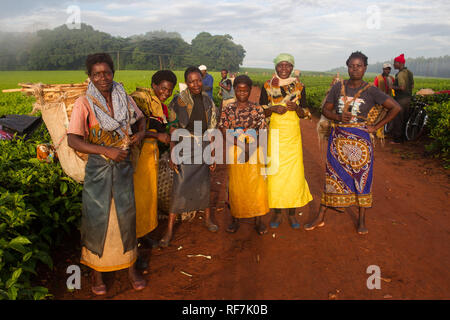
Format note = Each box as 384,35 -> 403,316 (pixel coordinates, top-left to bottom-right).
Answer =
49,86 -> 450,300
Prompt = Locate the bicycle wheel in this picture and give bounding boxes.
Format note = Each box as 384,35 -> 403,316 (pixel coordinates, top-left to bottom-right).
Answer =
405,109 -> 427,141
384,120 -> 394,135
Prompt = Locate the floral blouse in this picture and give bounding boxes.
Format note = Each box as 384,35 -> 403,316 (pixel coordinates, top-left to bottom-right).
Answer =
218,102 -> 267,130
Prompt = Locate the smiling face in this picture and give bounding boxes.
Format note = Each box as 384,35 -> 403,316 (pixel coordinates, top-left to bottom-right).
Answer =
152,80 -> 174,102
186,71 -> 203,95
347,57 -> 367,81
89,62 -> 114,93
234,83 -> 251,103
275,61 -> 294,79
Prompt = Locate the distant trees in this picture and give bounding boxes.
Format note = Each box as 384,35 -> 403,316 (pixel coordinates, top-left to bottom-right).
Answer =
0,24 -> 246,72
330,55 -> 450,78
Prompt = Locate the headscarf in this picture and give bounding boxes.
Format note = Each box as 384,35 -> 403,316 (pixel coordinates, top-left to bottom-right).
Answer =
273,53 -> 296,86
86,81 -> 136,137
273,53 -> 295,67
394,53 -> 405,64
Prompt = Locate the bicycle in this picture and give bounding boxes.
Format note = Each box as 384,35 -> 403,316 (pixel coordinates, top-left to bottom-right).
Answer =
405,97 -> 428,141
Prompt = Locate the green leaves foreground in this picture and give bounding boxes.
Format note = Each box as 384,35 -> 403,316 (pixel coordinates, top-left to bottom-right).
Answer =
0,127 -> 82,300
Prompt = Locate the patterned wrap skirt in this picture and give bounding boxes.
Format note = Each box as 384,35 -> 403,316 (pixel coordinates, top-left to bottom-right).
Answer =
321,123 -> 374,208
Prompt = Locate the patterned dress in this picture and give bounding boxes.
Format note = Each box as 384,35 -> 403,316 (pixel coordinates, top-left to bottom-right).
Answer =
321,81 -> 389,207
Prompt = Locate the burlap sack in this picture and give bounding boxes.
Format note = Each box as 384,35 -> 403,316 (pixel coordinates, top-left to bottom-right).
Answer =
38,102 -> 87,183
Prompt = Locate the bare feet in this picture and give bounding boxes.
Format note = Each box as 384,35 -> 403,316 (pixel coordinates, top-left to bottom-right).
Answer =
159,231 -> 172,248
205,209 -> 218,232
305,205 -> 327,231
357,224 -> 369,235
226,218 -> 240,233
255,218 -> 268,235
304,219 -> 325,231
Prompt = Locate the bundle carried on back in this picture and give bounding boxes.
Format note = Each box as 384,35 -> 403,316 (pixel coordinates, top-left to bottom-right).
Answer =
3,81 -> 89,183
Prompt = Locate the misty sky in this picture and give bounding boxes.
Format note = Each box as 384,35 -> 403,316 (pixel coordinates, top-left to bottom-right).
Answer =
0,0 -> 449,71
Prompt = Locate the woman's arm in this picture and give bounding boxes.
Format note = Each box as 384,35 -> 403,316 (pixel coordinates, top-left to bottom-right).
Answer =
322,101 -> 352,123
130,116 -> 146,146
367,98 -> 401,133
67,133 -> 129,162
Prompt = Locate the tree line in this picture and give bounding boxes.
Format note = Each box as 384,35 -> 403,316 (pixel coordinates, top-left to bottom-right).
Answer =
329,55 -> 450,78
0,24 -> 246,72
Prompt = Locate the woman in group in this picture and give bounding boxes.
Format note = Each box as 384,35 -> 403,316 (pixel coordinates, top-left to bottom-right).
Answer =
131,70 -> 177,266
67,53 -> 147,295
159,66 -> 219,247
304,51 -> 401,234
259,53 -> 313,229
219,75 -> 269,235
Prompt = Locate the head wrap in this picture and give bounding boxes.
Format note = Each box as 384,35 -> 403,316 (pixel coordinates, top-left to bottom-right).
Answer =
198,65 -> 207,71
273,53 -> 295,67
394,54 -> 405,64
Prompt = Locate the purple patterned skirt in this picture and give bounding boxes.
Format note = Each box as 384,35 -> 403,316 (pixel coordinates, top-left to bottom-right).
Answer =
321,123 -> 373,208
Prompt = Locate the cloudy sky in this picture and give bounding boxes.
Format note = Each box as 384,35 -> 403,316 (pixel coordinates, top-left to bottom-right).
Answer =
0,0 -> 449,71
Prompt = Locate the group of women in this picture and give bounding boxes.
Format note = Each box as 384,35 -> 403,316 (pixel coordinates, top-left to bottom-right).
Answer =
67,51 -> 400,295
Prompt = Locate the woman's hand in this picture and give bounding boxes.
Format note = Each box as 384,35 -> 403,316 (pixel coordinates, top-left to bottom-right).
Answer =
366,125 -> 378,134
271,77 -> 279,87
130,131 -> 145,146
169,158 -> 179,173
340,111 -> 353,123
104,147 -> 129,162
271,105 -> 287,115
285,101 -> 298,111
157,132 -> 171,144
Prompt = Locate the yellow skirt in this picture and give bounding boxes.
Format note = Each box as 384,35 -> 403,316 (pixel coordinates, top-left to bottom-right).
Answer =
134,138 -> 159,238
227,145 -> 269,218
81,198 -> 137,272
267,110 -> 313,208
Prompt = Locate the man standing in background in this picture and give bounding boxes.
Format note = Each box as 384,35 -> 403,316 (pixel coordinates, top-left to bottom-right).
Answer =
199,65 -> 214,100
390,54 -> 414,144
218,68 -> 235,114
374,63 -> 394,96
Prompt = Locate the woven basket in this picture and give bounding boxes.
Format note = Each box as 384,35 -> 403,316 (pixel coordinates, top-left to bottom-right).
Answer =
157,151 -> 197,221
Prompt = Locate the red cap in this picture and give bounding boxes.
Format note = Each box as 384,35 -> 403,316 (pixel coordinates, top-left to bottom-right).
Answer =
394,53 -> 405,64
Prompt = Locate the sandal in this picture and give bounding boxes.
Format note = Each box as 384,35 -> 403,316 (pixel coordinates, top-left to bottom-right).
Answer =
269,213 -> 282,229
91,274 -> 106,296
304,221 -> 325,231
288,215 -> 300,229
129,277 -> 146,291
